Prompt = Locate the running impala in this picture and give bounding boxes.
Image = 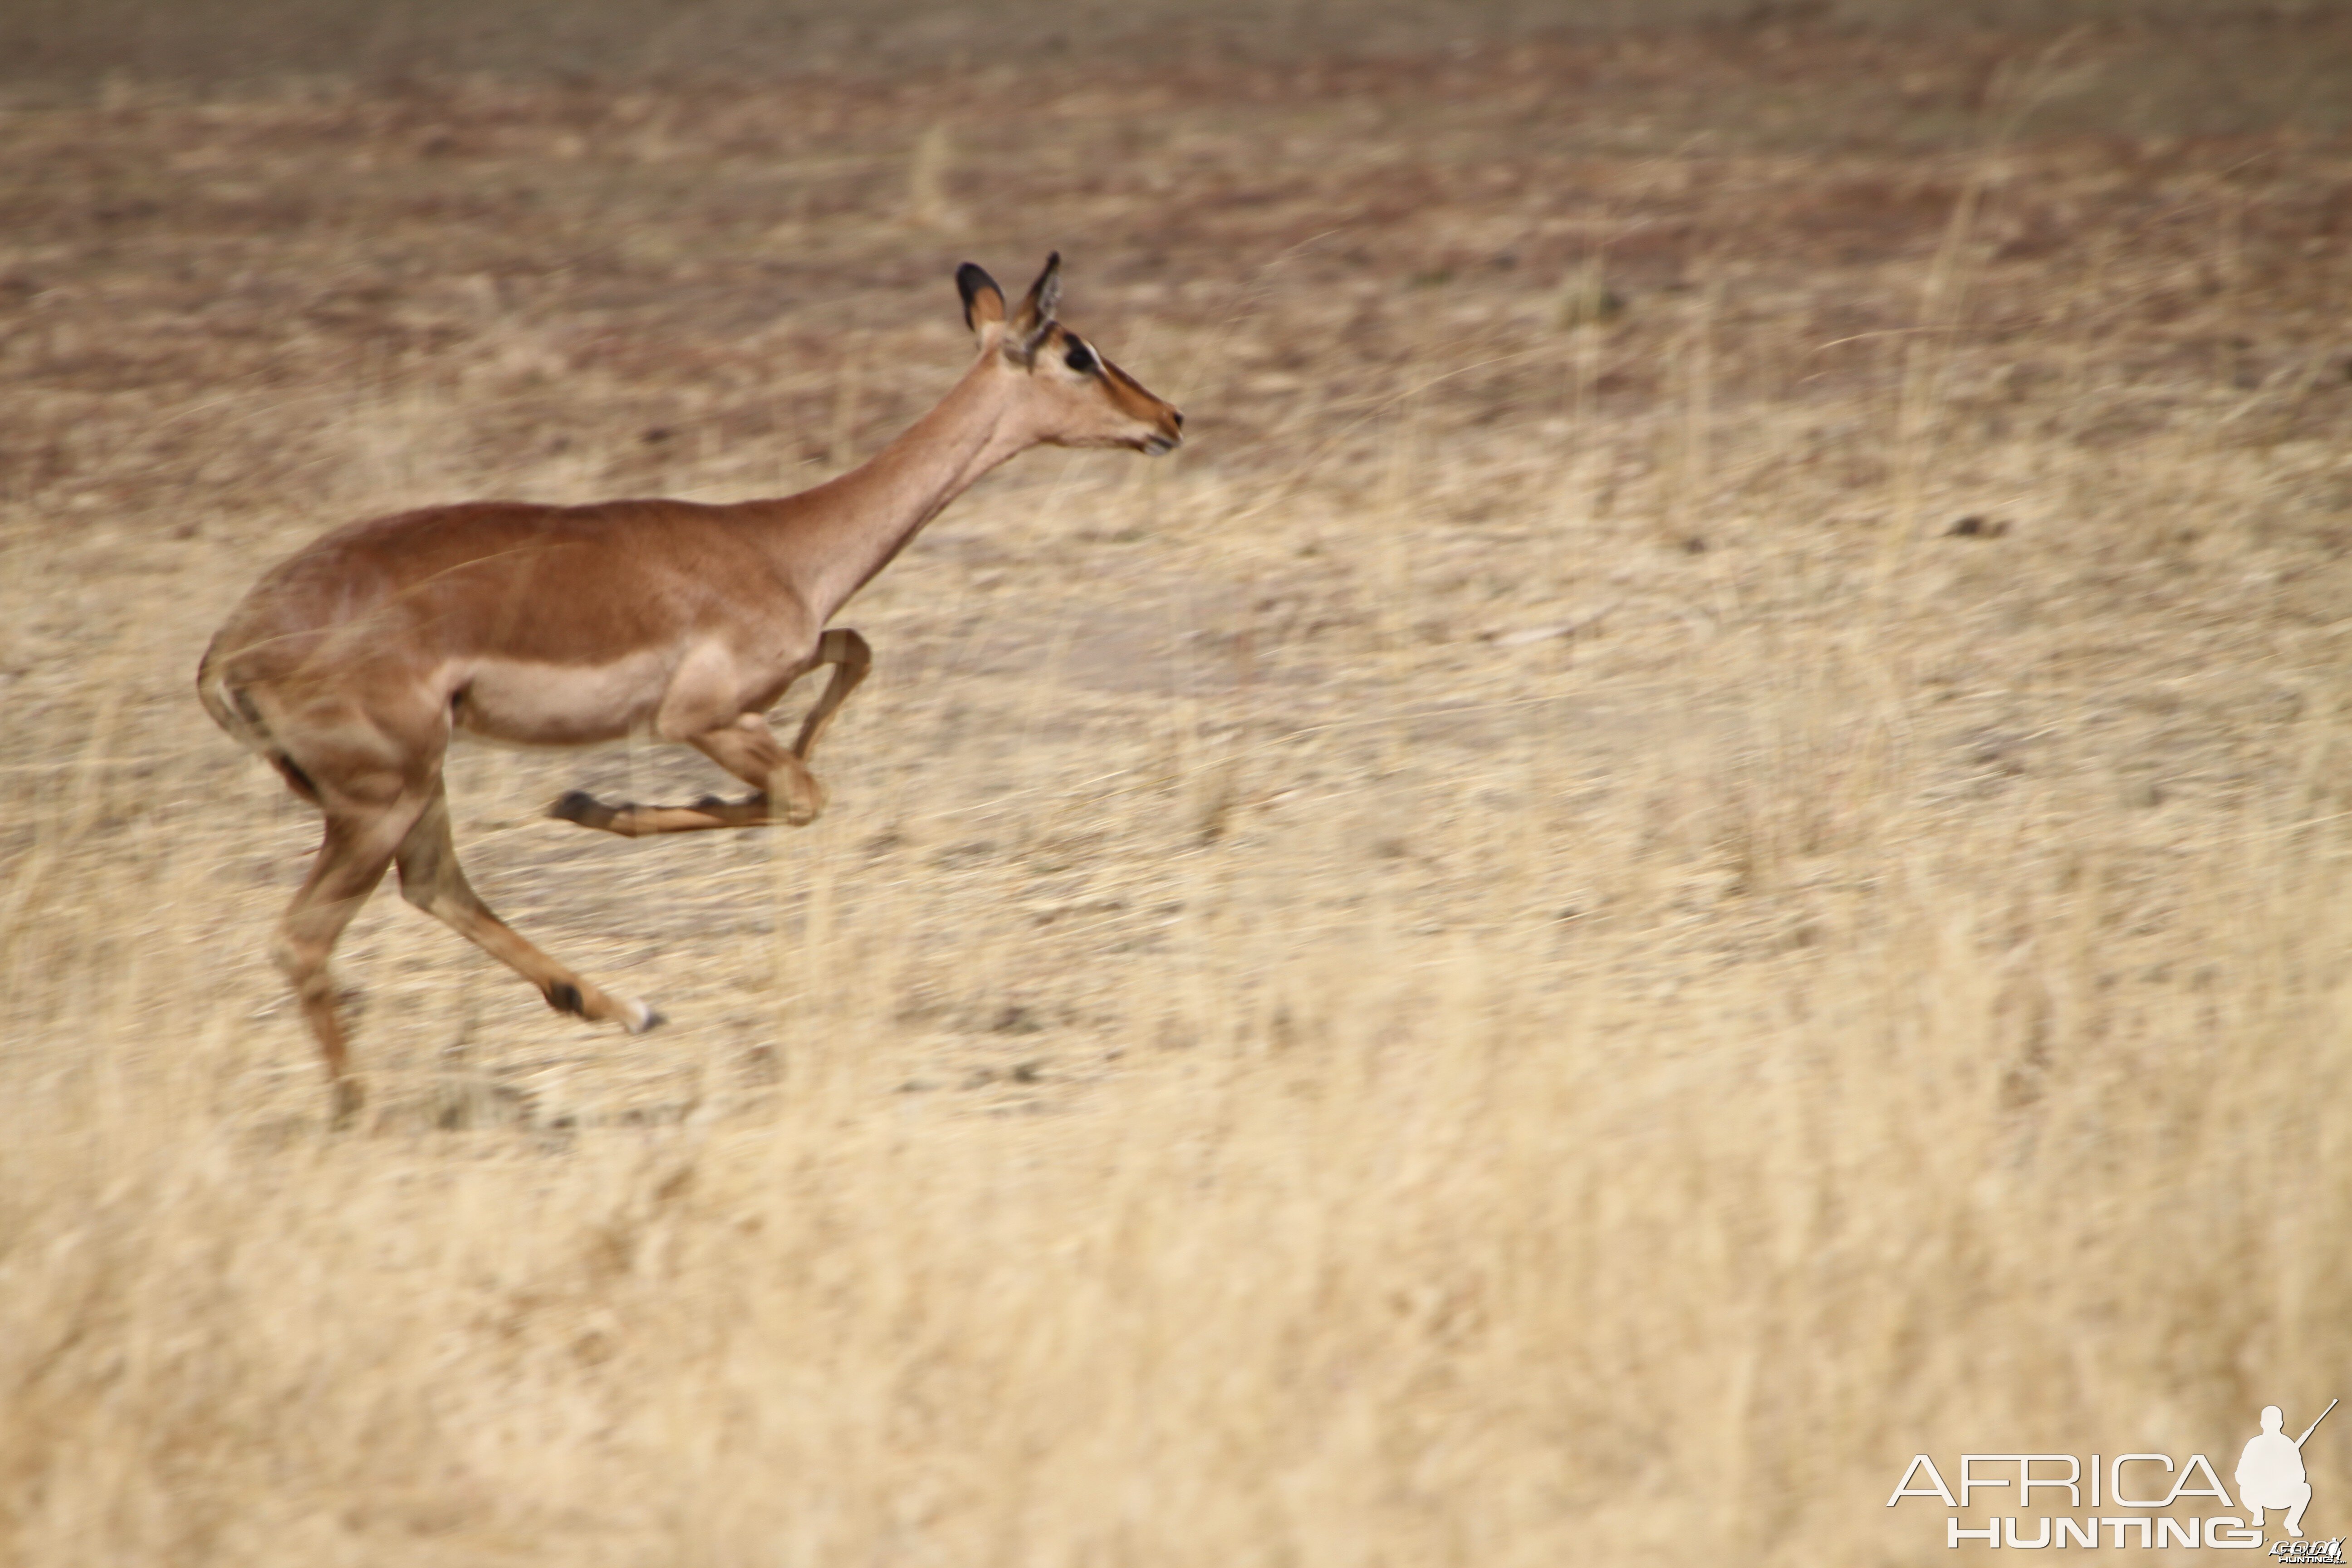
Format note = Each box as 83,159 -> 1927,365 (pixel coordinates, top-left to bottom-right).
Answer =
199,255 -> 1182,1121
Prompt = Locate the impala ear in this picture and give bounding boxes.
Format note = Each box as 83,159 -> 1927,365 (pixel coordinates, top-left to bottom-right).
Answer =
957,263 -> 1006,335
1007,251 -> 1062,358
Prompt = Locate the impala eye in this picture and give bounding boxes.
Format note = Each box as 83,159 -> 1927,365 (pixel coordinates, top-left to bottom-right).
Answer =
1064,341 -> 1098,374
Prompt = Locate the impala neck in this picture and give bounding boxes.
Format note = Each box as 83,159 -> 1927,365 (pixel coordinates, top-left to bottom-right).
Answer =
766,354 -> 1034,625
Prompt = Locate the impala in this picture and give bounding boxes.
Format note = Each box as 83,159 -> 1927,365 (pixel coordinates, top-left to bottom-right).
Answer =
198,255 -> 1182,1121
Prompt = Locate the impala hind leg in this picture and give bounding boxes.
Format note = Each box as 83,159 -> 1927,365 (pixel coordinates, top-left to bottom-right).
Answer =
274,795 -> 426,1126
550,629 -> 870,838
396,783 -> 661,1033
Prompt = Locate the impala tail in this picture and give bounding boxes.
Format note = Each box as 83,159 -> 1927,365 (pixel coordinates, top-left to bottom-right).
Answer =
197,642 -> 322,804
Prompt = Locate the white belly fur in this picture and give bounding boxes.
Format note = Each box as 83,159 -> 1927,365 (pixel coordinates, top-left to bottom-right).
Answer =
452,651 -> 678,745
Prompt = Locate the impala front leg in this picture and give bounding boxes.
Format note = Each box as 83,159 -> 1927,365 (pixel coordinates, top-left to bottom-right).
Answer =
549,713 -> 827,836
790,628 -> 870,760
549,629 -> 868,838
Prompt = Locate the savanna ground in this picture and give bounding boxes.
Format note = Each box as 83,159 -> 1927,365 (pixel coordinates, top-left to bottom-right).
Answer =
5,4 -> 2352,1563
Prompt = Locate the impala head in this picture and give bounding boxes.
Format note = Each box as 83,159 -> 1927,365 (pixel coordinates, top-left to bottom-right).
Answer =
957,253 -> 1184,456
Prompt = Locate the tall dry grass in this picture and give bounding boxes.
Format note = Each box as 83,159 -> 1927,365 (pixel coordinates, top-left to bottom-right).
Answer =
5,18 -> 2352,1564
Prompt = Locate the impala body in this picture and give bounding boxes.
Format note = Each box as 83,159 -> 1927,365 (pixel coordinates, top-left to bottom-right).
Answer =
199,255 -> 1181,1120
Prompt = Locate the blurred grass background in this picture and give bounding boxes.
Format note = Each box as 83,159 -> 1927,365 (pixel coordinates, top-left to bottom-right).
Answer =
4,1 -> 2352,1563
1,0 -> 2348,138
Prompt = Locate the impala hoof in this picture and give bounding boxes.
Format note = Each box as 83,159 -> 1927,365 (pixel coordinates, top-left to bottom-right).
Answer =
623,998 -> 664,1034
549,789 -> 600,825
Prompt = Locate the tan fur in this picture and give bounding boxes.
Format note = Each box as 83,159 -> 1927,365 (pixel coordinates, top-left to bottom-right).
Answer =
197,255 -> 1181,1122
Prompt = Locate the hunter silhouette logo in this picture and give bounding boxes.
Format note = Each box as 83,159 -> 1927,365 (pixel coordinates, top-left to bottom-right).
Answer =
2243,1401 -> 2334,1540
1886,1398 -> 2340,1552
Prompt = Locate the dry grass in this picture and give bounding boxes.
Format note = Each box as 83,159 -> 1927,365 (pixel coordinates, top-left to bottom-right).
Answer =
5,10 -> 2352,1563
